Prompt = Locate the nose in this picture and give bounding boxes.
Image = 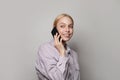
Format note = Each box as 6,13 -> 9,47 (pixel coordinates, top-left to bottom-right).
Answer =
65,26 -> 70,32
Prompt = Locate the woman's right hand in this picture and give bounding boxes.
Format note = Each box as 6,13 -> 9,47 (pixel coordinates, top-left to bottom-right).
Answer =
54,33 -> 65,57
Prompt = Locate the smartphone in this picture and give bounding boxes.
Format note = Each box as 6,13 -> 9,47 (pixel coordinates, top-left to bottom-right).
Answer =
51,27 -> 61,41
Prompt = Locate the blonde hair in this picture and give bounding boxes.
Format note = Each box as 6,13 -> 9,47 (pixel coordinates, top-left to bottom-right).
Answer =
53,13 -> 74,27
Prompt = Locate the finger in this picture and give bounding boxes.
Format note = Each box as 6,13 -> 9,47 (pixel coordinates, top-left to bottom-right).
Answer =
56,33 -> 60,42
56,33 -> 58,36
57,34 -> 60,39
54,33 -> 58,44
60,38 -> 63,43
54,33 -> 58,38
55,33 -> 58,41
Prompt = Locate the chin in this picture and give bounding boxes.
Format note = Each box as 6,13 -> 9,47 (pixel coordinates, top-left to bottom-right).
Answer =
62,38 -> 71,42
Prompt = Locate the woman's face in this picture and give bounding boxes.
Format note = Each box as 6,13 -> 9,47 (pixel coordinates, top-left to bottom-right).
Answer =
56,17 -> 73,42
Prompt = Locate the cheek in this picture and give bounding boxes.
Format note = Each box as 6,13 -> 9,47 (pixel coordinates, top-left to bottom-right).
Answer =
56,27 -> 62,34
70,29 -> 74,34
58,29 -> 64,34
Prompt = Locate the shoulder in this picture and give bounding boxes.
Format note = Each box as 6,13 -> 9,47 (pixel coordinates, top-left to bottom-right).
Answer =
38,41 -> 52,57
37,40 -> 58,57
38,40 -> 54,50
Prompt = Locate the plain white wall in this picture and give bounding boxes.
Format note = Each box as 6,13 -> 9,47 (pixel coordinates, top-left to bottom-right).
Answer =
0,0 -> 120,80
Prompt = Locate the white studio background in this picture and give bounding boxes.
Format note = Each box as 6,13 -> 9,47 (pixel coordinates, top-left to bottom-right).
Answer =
0,0 -> 120,80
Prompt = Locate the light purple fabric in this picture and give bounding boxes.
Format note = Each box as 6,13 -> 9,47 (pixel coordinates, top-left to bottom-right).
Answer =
35,40 -> 80,80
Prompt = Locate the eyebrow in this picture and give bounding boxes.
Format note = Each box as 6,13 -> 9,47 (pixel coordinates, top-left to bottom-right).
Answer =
59,22 -> 73,25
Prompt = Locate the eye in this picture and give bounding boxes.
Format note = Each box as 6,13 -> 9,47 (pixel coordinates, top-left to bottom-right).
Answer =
60,25 -> 65,28
69,25 -> 73,28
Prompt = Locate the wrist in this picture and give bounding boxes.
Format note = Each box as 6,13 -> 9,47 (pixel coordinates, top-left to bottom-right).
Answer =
60,50 -> 65,57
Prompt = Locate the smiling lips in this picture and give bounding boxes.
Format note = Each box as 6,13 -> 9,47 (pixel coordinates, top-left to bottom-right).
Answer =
63,34 -> 71,37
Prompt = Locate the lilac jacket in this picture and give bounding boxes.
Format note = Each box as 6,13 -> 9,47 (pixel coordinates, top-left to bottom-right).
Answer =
35,40 -> 80,80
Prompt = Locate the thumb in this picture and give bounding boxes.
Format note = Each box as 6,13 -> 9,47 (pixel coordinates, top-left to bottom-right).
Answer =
60,38 -> 63,43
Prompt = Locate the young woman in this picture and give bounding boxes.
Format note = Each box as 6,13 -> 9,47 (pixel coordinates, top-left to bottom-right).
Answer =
35,13 -> 80,80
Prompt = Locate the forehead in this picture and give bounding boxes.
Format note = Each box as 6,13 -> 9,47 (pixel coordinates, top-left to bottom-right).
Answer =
57,17 -> 73,24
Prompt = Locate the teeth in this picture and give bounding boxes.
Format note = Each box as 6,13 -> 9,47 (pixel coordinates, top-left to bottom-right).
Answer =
62,34 -> 71,37
65,35 -> 70,37
64,35 -> 69,36
64,34 -> 68,35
